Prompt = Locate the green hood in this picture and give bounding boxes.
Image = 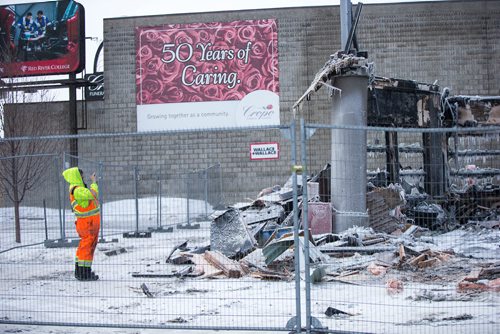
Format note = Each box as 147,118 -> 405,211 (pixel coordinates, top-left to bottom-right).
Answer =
62,167 -> 84,187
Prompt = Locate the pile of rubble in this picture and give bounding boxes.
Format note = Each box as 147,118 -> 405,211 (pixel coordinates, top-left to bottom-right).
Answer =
458,262 -> 500,293
126,166 -> 499,299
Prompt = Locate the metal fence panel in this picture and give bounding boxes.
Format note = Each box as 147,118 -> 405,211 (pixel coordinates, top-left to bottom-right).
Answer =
0,154 -> 62,251
0,125 -> 302,332
302,123 -> 500,334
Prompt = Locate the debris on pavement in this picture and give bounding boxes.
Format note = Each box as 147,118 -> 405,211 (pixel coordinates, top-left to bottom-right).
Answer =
457,261 -> 500,293
204,251 -> 247,278
167,317 -> 188,323
140,283 -> 154,298
386,278 -> 404,295
101,246 -> 129,257
210,208 -> 255,258
324,307 -> 355,317
166,240 -> 189,263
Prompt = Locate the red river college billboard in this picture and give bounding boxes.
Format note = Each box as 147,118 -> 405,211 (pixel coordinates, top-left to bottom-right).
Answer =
135,19 -> 279,131
0,0 -> 85,77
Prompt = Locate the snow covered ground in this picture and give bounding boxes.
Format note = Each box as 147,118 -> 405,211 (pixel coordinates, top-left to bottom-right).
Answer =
1,198 -> 500,334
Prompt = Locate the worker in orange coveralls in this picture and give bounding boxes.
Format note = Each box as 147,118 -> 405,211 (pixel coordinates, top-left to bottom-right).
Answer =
62,167 -> 100,281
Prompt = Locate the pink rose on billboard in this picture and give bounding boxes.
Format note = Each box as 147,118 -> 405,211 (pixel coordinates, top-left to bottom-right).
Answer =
159,58 -> 183,81
201,84 -> 223,100
143,29 -> 160,43
256,19 -> 275,36
188,94 -> 204,103
242,67 -> 264,92
223,90 -> 245,101
215,27 -> 236,44
265,78 -> 279,93
204,22 -> 223,29
142,78 -> 165,100
163,86 -> 184,103
153,39 -> 166,52
173,30 -> 195,46
143,57 -> 163,76
262,54 -> 279,78
196,29 -> 214,44
138,45 -> 153,62
228,57 -> 252,73
250,40 -> 268,59
237,25 -> 256,43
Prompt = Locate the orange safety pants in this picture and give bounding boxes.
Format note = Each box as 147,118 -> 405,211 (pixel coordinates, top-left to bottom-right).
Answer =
75,214 -> 100,267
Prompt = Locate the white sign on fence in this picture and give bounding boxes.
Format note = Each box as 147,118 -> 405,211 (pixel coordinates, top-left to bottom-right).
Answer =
250,142 -> 279,160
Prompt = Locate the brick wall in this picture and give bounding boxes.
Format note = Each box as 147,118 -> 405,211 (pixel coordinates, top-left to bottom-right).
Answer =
81,0 -> 500,201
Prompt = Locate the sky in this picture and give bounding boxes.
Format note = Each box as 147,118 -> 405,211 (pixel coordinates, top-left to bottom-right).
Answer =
3,0 -> 441,74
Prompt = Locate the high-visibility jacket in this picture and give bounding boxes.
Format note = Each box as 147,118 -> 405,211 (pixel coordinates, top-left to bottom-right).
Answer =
69,185 -> 99,217
62,167 -> 100,218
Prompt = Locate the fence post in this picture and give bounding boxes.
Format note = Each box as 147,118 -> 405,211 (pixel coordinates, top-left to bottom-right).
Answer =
157,173 -> 161,228
57,154 -> 65,240
300,118 -> 312,332
43,199 -> 48,241
134,167 -> 139,233
98,161 -> 104,240
218,163 -> 223,208
204,168 -> 208,218
186,172 -> 190,224
289,119 -> 302,333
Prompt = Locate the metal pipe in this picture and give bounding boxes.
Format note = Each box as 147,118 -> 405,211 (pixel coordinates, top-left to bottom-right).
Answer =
54,155 -> 62,240
186,172 -> 191,225
300,118 -> 312,332
344,2 -> 363,53
159,171 -> 162,228
59,154 -> 65,240
0,124 -> 292,143
204,169 -> 208,218
156,174 -> 160,228
290,118 -> 302,334
98,162 -> 104,239
43,199 -> 48,241
218,163 -> 223,208
134,167 -> 139,232
0,153 -> 58,160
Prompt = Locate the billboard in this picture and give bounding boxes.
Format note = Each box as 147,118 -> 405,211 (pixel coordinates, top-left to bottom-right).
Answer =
0,0 -> 85,77
135,19 -> 279,131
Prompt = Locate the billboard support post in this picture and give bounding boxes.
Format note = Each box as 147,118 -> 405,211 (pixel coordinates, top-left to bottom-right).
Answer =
69,73 -> 78,167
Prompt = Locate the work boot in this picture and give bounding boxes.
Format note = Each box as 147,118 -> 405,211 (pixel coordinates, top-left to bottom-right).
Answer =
80,267 -> 99,281
75,263 -> 83,280
75,264 -> 87,280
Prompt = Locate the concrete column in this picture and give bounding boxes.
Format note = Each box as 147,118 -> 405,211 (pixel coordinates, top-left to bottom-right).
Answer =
331,66 -> 369,232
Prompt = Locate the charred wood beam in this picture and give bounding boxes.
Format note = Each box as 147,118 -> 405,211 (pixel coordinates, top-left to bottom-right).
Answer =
385,131 -> 399,184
